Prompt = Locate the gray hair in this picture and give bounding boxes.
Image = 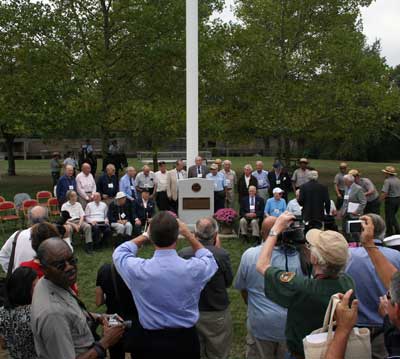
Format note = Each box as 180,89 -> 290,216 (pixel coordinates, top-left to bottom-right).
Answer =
195,217 -> 218,242
66,190 -> 77,201
244,164 -> 253,171
106,164 -> 115,171
308,170 -> 318,181
391,271 -> 400,304
365,213 -> 386,240
126,166 -> 135,172
309,245 -> 346,277
29,206 -> 49,225
344,174 -> 354,183
223,160 -> 231,165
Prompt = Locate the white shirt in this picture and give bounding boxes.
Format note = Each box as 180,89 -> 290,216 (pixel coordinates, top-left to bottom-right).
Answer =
61,201 -> 84,220
76,172 -> 96,200
85,201 -> 108,223
0,228 -> 35,272
176,170 -> 187,181
287,199 -> 303,216
245,175 -> 251,188
155,171 -> 168,192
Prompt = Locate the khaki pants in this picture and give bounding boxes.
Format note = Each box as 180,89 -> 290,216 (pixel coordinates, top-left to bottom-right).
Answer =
225,189 -> 235,208
111,222 -> 133,236
257,188 -> 269,202
196,309 -> 233,359
246,332 -> 287,359
67,219 -> 92,244
240,218 -> 260,237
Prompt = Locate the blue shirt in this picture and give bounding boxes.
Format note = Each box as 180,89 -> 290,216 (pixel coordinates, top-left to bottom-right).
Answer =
119,174 -> 137,201
265,198 -> 286,217
56,175 -> 77,203
113,242 -> 218,330
234,245 -> 303,341
345,243 -> 400,327
252,170 -> 270,189
206,172 -> 225,192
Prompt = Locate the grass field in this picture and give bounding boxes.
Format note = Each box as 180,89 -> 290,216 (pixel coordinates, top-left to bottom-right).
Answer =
0,156 -> 399,358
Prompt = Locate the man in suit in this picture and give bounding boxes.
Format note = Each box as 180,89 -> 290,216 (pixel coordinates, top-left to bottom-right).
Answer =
188,156 -> 209,178
166,159 -> 187,214
268,161 -> 292,202
237,164 -> 258,203
239,186 -> 265,242
298,171 -> 330,231
133,189 -> 155,236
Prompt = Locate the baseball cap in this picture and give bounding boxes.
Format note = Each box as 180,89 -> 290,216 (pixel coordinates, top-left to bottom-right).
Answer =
306,229 -> 348,267
115,192 -> 127,200
273,161 -> 282,169
273,187 -> 284,194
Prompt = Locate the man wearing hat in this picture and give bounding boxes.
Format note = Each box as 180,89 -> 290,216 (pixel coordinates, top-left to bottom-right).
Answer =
206,164 -> 226,213
264,188 -> 286,217
214,158 -> 223,171
256,212 -> 355,359
334,162 -> 348,210
268,161 -> 291,202
291,158 -> 310,192
50,152 -> 62,187
381,166 -> 400,236
349,169 -> 380,215
107,191 -> 133,237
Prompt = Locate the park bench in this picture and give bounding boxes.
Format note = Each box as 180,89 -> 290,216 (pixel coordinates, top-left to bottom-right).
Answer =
137,151 -> 212,165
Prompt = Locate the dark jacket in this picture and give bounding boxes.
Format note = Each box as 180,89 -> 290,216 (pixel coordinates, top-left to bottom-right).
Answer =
56,175 -> 77,204
97,174 -> 119,198
268,170 -> 292,197
188,165 -> 209,178
179,241 -> 233,311
298,180 -> 330,223
133,199 -> 155,222
237,174 -> 258,201
240,196 -> 265,220
107,201 -> 133,224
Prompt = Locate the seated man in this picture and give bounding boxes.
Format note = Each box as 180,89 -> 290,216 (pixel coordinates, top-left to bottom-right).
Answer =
239,185 -> 265,242
85,192 -> 112,250
264,188 -> 286,217
108,192 -> 133,237
286,189 -> 302,217
133,189 -> 155,236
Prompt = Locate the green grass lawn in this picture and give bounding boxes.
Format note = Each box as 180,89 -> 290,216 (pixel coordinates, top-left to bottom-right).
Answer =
0,156 -> 399,358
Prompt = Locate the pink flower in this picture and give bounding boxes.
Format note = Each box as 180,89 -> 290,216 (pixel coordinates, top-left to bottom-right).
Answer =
214,208 -> 238,224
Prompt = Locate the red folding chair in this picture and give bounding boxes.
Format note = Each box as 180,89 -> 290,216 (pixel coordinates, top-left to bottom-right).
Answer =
22,199 -> 39,223
36,191 -> 52,206
47,197 -> 60,218
0,196 -> 5,203
0,201 -> 20,233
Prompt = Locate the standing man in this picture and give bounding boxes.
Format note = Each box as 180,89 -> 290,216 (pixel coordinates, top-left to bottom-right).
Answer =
298,171 -> 330,230
268,161 -> 291,203
381,166 -> 400,236
119,166 -> 138,202
239,186 -> 265,242
214,159 -> 223,171
341,174 -> 367,217
112,212 -> 218,358
252,161 -> 270,202
167,159 -> 187,213
154,161 -> 169,211
97,164 -> 119,205
188,156 -> 209,178
206,164 -> 226,213
50,152 -> 62,188
179,217 -> 233,359
349,169 -> 380,215
56,165 -> 76,206
75,162 -> 96,209
238,164 -> 258,203
291,158 -> 310,192
220,160 -> 237,208
135,165 -> 155,196
334,162 -> 348,210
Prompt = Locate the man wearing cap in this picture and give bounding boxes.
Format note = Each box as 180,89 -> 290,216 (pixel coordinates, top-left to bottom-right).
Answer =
220,160 -> 237,208
135,165 -> 155,196
256,212 -> 355,359
268,161 -> 291,202
50,152 -> 62,187
334,162 -> 348,210
107,192 -> 133,237
291,158 -> 310,192
214,158 -> 223,171
264,188 -> 286,218
238,165 -> 258,203
349,169 -> 380,215
206,164 -> 226,213
239,186 -> 265,242
381,166 -> 400,236
188,156 -> 209,178
154,161 -> 169,211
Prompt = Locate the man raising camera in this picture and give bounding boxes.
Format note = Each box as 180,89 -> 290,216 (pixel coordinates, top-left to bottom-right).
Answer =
256,212 -> 355,359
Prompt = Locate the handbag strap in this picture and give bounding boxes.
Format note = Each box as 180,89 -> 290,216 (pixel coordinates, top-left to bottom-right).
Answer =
110,263 -> 121,305
6,230 -> 22,279
322,294 -> 341,340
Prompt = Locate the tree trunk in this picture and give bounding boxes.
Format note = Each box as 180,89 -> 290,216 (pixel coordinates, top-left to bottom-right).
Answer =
4,134 -> 16,176
263,137 -> 270,156
152,150 -> 158,172
283,137 -> 291,168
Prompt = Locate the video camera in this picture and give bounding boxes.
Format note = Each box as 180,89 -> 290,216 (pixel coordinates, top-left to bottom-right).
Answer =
278,215 -> 306,245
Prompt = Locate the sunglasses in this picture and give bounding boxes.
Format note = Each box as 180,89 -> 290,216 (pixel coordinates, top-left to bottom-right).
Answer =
44,256 -> 78,271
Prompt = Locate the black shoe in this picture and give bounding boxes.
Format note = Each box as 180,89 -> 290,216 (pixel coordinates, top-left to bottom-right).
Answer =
252,236 -> 261,245
85,243 -> 94,255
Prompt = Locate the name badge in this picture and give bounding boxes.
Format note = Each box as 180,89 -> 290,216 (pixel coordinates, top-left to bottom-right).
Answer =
121,213 -> 126,219
344,195 -> 349,200
250,205 -> 255,211
68,185 -> 74,190
108,183 -> 114,189
130,185 -> 135,190
197,173 -> 202,178
274,208 -> 280,214
258,179 -> 264,186
144,183 -> 149,188
225,179 -> 231,186
276,180 -> 281,185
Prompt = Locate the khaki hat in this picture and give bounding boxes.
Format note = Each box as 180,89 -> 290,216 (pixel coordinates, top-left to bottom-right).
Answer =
348,169 -> 360,177
299,158 -> 308,164
115,192 -> 127,200
382,166 -> 397,176
306,229 -> 348,267
214,158 -> 222,165
210,164 -> 218,170
339,162 -> 348,168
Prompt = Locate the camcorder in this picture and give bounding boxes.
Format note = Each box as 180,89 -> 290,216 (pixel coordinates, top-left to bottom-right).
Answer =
278,216 -> 306,245
108,314 -> 133,329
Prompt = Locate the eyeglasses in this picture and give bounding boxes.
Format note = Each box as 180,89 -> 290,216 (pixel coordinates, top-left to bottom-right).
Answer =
43,256 -> 78,271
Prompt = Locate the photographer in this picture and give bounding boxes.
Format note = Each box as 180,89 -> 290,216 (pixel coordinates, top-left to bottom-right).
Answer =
256,212 -> 355,359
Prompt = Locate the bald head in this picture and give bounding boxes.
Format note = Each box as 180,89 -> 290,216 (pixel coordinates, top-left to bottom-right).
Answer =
29,206 -> 48,225
81,163 -> 91,174
37,238 -> 71,264
261,217 -> 277,240
195,217 -> 218,242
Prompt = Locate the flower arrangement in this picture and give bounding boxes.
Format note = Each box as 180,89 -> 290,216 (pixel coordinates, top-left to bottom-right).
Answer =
214,208 -> 238,225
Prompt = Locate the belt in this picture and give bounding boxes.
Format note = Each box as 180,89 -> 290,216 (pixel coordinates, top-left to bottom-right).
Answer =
258,187 -> 268,190
214,190 -> 225,194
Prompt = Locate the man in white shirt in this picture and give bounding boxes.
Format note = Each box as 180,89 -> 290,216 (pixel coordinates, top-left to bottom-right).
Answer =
0,206 -> 47,272
220,160 -> 237,208
287,190 -> 302,216
167,160 -> 187,214
154,161 -> 169,211
76,163 -> 96,209
85,192 -> 111,250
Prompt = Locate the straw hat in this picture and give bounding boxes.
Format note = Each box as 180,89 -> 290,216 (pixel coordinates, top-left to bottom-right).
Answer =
348,169 -> 360,177
382,166 -> 397,176
299,158 -> 309,164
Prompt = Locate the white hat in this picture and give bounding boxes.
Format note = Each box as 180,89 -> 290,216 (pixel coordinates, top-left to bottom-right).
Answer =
115,192 -> 127,200
273,187 -> 284,194
383,235 -> 400,248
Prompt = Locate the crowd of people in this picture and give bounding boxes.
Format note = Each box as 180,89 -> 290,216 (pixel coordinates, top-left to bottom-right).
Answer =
1,153 -> 400,359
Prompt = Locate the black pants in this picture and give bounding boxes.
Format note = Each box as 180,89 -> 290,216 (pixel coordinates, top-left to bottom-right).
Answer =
156,191 -> 169,211
365,198 -> 381,215
91,224 -> 112,246
385,197 -> 400,236
214,191 -> 225,213
136,326 -> 200,359
51,172 -> 60,187
169,199 -> 178,214
336,189 -> 345,210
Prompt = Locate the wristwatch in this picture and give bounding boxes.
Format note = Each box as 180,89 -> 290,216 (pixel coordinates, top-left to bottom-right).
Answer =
268,229 -> 279,237
93,342 -> 106,358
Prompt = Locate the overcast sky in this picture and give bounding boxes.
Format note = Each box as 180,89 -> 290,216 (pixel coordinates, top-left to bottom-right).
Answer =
216,0 -> 400,67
